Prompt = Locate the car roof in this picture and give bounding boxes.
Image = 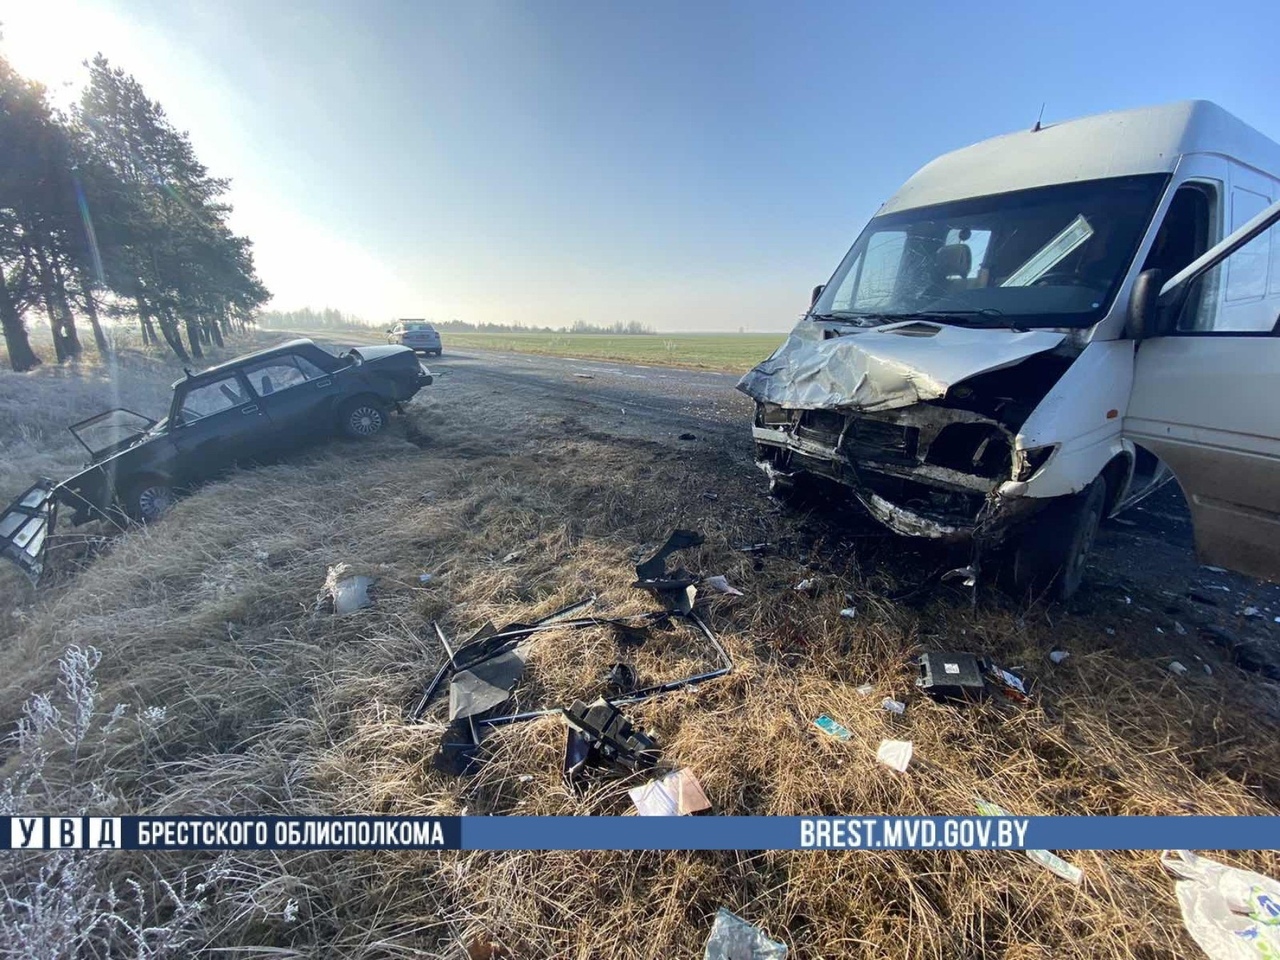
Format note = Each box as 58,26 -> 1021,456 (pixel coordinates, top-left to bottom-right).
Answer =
171,338 -> 318,389
879,100 -> 1280,215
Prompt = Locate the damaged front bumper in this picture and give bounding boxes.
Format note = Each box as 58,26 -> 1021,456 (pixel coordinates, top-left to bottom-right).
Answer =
752,404 -> 1042,543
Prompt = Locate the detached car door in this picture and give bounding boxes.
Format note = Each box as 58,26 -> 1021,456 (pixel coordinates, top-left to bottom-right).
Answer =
169,370 -> 272,480
1124,197 -> 1280,579
240,352 -> 341,443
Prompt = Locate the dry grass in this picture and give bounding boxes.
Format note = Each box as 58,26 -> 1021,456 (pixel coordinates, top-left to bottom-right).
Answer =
1,338 -> 1279,958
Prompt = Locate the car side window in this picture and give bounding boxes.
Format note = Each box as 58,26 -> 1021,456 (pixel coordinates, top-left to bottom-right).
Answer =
295,355 -> 328,379
180,375 -> 248,421
243,358 -> 308,396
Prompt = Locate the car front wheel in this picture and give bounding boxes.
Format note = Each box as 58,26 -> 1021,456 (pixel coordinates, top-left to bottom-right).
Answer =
340,398 -> 388,439
125,479 -> 176,523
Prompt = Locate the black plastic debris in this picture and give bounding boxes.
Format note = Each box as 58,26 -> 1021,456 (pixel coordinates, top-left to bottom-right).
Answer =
450,649 -> 527,721
634,529 -> 705,613
605,662 -> 637,695
917,651 -> 987,700
562,698 -> 659,785
916,651 -> 1029,703
678,432 -> 697,441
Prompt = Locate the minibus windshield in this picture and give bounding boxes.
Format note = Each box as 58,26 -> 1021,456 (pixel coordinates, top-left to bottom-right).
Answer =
812,174 -> 1168,329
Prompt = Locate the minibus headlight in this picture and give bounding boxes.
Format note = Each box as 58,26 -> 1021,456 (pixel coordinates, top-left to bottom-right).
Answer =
1014,444 -> 1059,482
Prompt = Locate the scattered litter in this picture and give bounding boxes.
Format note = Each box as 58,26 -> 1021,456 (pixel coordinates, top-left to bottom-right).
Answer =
1168,661 -> 1188,676
1174,621 -> 1187,636
1275,617 -> 1280,624
1156,627 -> 1165,634
418,573 -> 434,584
501,549 -> 524,563
1120,596 -> 1132,605
793,578 -> 818,595
1049,650 -> 1070,665
1202,565 -> 1228,574
1243,606 -> 1264,618
975,799 -> 1083,884
1162,849 -> 1280,960
517,774 -> 533,783
253,548 -> 269,562
855,683 -> 875,697
738,543 -> 769,554
813,714 -> 852,741
678,432 -> 697,441
573,373 -> 594,379
876,739 -> 913,772
1105,627 -> 1116,636
1204,664 -> 1214,676
701,575 -> 743,597
704,907 -> 788,960
702,491 -> 719,501
318,564 -> 375,615
881,698 -> 906,715
629,767 -> 711,816
839,607 -> 858,619
563,698 -> 659,785
1205,584 -> 1232,592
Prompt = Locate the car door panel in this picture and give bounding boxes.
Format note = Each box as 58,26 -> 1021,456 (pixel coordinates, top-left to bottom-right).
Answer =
1125,196 -> 1280,579
244,354 -> 341,442
170,372 -> 272,481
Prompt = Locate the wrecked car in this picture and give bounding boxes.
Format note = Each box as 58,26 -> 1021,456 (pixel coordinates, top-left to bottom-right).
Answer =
0,338 -> 432,580
740,101 -> 1280,597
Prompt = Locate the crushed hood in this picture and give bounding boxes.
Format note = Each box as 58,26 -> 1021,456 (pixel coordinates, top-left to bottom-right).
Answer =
736,320 -> 1066,411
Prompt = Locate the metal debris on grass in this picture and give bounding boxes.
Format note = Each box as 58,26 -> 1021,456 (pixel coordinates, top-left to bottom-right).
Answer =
704,908 -> 788,960
318,563 -> 375,615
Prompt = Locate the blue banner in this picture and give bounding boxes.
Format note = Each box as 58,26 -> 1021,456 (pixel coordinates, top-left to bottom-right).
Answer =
6,815 -> 1279,851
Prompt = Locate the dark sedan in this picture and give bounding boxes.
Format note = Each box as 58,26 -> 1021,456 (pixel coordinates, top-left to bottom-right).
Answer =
1,338 -> 431,580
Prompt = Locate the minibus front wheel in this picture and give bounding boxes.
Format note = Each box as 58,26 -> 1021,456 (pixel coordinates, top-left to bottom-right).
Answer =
1004,477 -> 1107,601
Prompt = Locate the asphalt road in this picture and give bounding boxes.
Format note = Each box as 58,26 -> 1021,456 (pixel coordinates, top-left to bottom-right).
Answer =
423,345 -> 1280,608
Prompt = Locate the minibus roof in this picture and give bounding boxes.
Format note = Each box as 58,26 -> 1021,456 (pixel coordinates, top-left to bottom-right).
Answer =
879,100 -> 1280,215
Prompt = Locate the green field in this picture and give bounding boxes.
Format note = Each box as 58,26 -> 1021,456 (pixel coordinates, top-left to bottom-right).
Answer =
442,331 -> 786,372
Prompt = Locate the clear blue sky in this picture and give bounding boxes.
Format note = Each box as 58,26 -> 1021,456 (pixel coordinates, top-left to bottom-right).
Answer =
5,0 -> 1279,330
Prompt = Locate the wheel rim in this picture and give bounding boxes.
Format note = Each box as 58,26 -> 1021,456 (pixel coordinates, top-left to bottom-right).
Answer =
349,406 -> 383,436
138,485 -> 173,521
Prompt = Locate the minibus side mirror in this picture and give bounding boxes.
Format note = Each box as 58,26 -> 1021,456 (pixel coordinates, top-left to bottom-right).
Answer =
810,284 -> 825,308
1125,268 -> 1163,342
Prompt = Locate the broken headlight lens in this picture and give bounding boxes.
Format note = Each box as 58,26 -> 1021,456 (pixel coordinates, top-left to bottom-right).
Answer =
757,403 -> 792,426
1014,444 -> 1059,482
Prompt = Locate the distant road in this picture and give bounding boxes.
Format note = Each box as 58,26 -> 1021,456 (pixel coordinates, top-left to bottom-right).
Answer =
303,333 -> 1279,608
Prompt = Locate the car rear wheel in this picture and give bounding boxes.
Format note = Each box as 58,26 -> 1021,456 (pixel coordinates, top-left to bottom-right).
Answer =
1005,477 -> 1107,601
125,479 -> 176,523
340,398 -> 388,439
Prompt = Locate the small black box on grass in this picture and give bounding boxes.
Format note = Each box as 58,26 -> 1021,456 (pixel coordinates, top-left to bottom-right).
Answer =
916,651 -> 988,700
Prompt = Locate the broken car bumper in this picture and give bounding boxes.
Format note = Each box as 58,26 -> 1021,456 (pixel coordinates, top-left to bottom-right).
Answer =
752,419 -> 1040,543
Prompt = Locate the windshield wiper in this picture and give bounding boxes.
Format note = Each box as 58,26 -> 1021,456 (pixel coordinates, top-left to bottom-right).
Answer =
809,311 -> 893,327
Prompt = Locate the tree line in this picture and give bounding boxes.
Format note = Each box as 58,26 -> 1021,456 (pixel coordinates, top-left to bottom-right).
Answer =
260,308 -> 656,336
0,51 -> 269,371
